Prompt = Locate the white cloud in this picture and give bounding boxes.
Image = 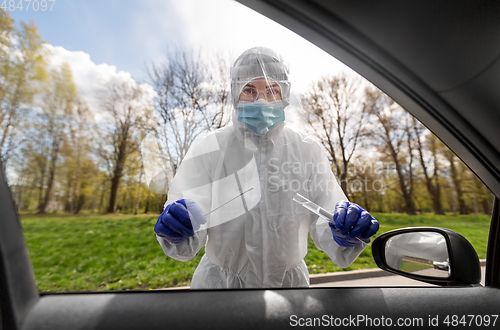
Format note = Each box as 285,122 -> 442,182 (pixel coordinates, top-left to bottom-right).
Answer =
171,0 -> 354,93
40,0 -> 358,108
44,44 -> 155,121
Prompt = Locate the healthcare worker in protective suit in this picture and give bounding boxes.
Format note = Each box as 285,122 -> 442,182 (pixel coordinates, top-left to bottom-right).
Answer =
154,47 -> 379,289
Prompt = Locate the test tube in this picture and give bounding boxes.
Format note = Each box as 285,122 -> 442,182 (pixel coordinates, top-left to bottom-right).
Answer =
293,193 -> 368,243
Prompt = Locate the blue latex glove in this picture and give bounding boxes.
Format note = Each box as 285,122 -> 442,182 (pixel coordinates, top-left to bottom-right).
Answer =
329,201 -> 380,247
155,199 -> 194,244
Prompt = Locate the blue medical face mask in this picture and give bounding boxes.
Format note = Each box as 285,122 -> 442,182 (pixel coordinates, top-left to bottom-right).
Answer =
237,99 -> 285,135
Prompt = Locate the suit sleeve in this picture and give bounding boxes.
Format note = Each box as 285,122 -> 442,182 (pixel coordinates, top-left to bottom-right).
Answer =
156,230 -> 208,262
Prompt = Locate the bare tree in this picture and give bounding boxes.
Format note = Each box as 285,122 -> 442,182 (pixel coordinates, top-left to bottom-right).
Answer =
98,79 -> 154,213
365,87 -> 417,215
301,73 -> 369,196
148,48 -> 231,177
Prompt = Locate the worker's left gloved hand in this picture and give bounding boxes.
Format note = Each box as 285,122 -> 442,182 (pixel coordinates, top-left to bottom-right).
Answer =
154,199 -> 206,244
329,201 -> 379,247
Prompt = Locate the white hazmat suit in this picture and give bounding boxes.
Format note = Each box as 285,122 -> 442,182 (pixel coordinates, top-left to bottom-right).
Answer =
156,47 -> 368,289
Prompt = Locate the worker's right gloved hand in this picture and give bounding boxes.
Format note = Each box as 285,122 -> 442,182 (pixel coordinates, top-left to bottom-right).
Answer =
329,201 -> 379,247
154,199 -> 206,244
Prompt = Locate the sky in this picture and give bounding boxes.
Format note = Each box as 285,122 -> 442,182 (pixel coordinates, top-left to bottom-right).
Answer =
5,0 -> 368,185
8,0 -> 354,92
5,0 -> 392,187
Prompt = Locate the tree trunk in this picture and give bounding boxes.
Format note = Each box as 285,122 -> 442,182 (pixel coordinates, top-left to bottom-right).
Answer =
452,162 -> 467,214
72,151 -> 81,214
446,152 -> 467,214
38,138 -> 60,214
144,194 -> 150,213
392,149 -> 416,215
135,164 -> 143,214
107,172 -> 122,213
340,171 -> 348,198
362,180 -> 370,211
98,184 -> 105,213
474,176 -> 493,215
37,163 -> 46,210
158,194 -> 168,213
76,194 -> 85,213
482,197 -> 492,215
107,145 -> 127,213
432,182 -> 444,215
426,179 -> 444,215
415,129 -> 444,215
66,177 -> 74,213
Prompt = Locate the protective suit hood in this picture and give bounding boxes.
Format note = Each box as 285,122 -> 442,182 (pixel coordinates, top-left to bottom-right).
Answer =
231,47 -> 291,110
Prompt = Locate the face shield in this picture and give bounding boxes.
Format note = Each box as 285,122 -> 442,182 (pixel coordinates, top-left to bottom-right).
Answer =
230,47 -> 290,108
231,47 -> 291,135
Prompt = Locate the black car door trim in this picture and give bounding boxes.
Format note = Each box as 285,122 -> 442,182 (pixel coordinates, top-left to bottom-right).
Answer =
486,197 -> 500,287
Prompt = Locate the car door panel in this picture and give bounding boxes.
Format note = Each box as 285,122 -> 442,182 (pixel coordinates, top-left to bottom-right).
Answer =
20,288 -> 500,330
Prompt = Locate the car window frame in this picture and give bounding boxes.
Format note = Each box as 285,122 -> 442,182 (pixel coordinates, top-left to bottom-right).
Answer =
1,1 -> 500,329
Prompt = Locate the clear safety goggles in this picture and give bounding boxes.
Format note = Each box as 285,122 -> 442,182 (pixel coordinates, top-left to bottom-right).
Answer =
239,79 -> 282,102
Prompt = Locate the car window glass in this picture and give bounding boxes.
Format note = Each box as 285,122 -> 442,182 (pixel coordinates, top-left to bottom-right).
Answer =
3,0 -> 492,292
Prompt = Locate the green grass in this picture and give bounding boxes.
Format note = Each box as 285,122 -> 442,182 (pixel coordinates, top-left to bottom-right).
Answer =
20,213 -> 203,292
20,212 -> 491,292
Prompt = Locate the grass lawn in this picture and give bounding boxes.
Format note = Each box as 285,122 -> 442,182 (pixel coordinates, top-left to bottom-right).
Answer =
19,212 -> 490,292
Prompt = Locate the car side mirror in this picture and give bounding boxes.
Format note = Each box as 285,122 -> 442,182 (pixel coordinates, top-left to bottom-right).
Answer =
372,227 -> 481,286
